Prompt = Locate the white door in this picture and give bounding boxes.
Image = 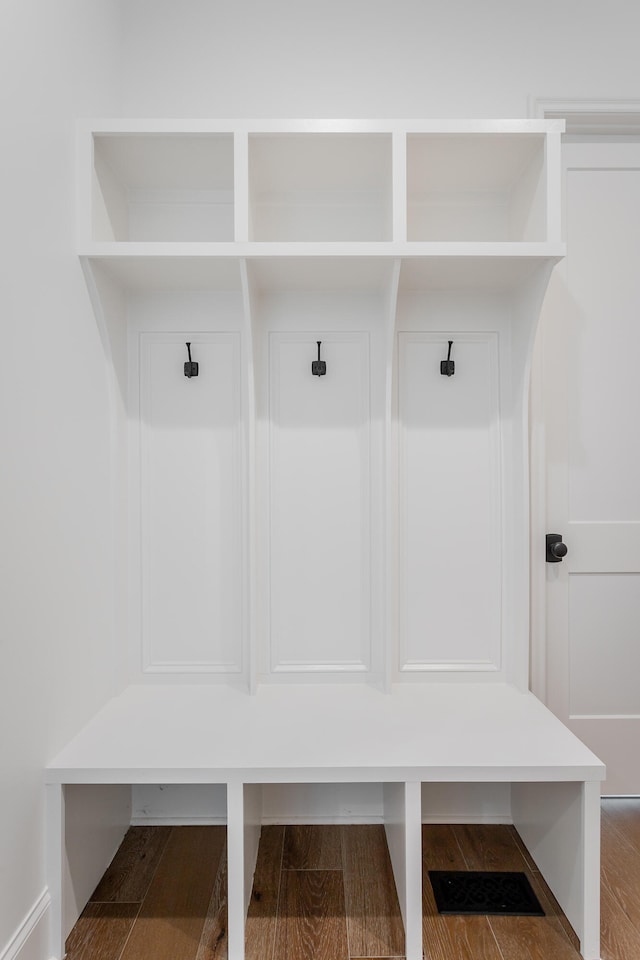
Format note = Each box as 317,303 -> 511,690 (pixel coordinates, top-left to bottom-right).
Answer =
540,139 -> 640,794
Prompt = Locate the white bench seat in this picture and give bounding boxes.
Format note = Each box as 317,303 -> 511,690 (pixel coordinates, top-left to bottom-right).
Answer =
46,682 -> 605,960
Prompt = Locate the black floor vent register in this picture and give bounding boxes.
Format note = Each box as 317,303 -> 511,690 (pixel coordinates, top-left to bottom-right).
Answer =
429,871 -> 545,916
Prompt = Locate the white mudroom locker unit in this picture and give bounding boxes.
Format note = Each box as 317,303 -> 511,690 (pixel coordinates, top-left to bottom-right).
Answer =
46,119 -> 604,960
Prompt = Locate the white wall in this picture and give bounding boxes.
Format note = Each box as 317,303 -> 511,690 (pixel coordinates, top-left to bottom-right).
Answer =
0,1 -> 122,953
120,0 -> 640,119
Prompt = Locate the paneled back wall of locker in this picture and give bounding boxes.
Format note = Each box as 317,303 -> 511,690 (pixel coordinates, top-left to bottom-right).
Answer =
127,282 -> 511,685
128,287 -> 247,678
397,330 -> 502,673
252,287 -> 387,683
394,286 -> 511,680
268,330 -> 372,673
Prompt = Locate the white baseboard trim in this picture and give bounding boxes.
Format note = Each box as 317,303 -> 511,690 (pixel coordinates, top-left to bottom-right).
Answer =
422,815 -> 513,825
131,815 -> 386,826
129,816 -> 227,826
261,815 -> 385,825
0,890 -> 51,960
131,814 -> 513,827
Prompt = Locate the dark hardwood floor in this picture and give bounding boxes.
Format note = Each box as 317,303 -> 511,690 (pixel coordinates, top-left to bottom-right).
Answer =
66,800 -> 640,960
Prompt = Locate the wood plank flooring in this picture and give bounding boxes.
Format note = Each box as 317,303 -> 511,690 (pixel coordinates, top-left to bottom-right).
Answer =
66,801 -> 640,960
246,824 -> 404,960
421,824 -> 580,960
601,798 -> 640,959
67,826 -> 226,960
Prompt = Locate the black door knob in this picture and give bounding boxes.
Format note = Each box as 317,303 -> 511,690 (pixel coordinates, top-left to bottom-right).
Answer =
546,533 -> 568,563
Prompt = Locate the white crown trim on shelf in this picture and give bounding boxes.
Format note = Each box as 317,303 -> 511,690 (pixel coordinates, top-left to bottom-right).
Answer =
532,96 -> 640,135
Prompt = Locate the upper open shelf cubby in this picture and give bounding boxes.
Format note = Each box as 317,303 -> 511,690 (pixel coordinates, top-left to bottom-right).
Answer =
81,121 -> 563,254
92,133 -> 234,241
407,133 -> 547,242
248,132 -> 393,241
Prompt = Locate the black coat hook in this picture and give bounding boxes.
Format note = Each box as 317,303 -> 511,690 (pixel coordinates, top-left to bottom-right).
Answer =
311,340 -> 327,377
184,342 -> 199,378
440,340 -> 455,377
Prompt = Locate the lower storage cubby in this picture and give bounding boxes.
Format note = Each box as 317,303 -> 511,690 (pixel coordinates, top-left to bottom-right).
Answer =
421,823 -> 581,959
65,825 -> 228,960
246,823 -> 404,960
